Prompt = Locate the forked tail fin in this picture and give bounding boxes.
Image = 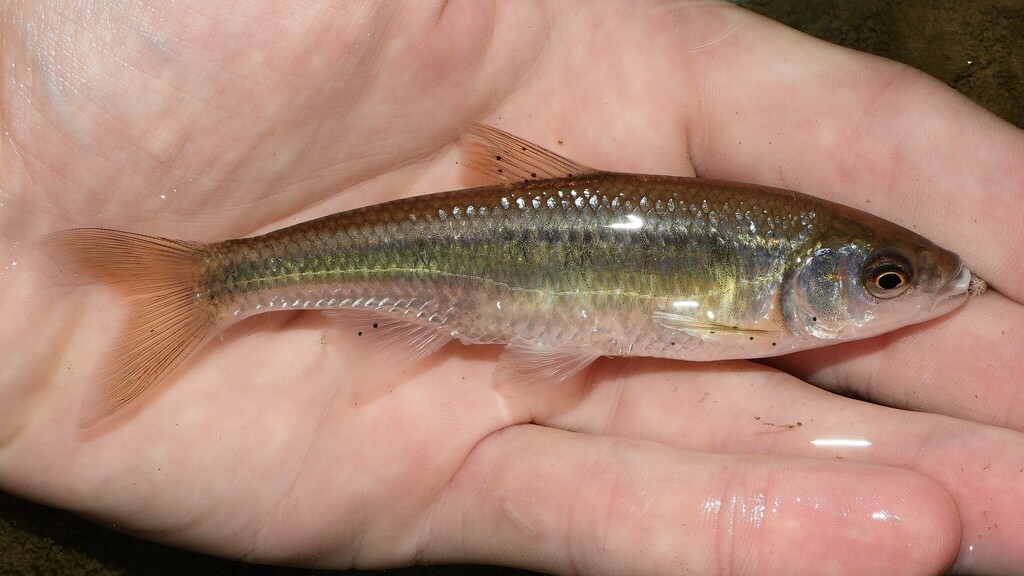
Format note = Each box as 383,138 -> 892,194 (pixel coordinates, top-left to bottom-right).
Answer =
43,228 -> 218,427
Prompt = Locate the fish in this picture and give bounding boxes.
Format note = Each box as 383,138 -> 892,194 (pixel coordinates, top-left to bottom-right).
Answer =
45,123 -> 979,427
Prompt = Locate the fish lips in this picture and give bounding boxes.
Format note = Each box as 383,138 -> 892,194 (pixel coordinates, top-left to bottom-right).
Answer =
928,264 -> 972,316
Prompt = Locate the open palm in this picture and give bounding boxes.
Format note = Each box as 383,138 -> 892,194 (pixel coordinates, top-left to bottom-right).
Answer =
2,2 -> 1022,575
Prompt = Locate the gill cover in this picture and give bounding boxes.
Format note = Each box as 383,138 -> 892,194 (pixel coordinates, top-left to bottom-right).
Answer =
786,245 -> 863,339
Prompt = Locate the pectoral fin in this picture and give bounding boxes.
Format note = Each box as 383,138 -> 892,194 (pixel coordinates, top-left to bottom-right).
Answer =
652,310 -> 777,340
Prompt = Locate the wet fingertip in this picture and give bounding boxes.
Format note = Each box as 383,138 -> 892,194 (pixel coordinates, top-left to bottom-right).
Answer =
870,470 -> 960,573
753,467 -> 960,575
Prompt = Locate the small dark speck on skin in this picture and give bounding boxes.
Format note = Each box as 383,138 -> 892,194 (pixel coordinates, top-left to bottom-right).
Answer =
531,172 -> 537,178
812,316 -> 817,322
357,331 -> 363,336
749,336 -> 754,341
496,155 -> 502,161
372,323 -> 379,329
772,342 -> 777,346
558,140 -> 564,145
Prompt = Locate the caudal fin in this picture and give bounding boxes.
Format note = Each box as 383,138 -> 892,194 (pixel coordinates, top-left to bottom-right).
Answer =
44,228 -> 217,427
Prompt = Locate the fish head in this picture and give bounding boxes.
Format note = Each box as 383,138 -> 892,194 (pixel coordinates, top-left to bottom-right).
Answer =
784,224 -> 969,342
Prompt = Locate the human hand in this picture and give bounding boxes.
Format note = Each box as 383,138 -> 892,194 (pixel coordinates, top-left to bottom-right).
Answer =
1,1 -> 1022,575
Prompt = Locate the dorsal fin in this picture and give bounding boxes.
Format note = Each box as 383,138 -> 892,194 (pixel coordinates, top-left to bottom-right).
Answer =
461,122 -> 597,186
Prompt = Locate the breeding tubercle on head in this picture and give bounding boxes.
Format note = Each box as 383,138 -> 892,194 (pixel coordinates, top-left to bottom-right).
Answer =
969,272 -> 988,297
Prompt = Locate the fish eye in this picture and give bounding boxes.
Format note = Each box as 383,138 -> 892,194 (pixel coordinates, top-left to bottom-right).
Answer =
864,249 -> 914,299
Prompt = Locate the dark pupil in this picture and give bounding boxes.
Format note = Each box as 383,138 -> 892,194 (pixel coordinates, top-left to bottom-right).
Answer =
877,271 -> 904,290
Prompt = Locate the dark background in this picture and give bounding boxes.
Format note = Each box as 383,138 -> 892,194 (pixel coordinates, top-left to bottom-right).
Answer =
2,1 -> 1021,575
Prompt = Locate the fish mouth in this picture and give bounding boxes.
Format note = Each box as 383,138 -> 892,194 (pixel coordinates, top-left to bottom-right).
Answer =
929,264 -> 972,313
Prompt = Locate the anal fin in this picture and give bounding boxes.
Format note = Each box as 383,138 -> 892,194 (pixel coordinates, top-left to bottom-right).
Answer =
323,309 -> 454,382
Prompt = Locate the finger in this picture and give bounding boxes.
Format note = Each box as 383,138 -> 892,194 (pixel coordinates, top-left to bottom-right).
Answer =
421,423 -> 958,576
683,5 -> 1024,301
762,291 -> 1024,431
531,360 -> 1024,574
